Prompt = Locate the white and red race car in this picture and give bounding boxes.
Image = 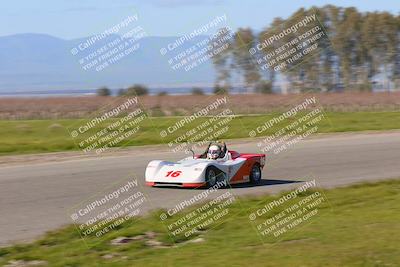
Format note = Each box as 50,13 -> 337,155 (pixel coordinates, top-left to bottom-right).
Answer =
145,143 -> 266,188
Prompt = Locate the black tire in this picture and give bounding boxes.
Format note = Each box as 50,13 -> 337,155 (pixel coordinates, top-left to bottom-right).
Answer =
205,166 -> 221,188
249,164 -> 262,184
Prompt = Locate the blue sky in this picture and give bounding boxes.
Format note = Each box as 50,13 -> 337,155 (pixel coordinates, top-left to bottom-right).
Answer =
1,0 -> 398,39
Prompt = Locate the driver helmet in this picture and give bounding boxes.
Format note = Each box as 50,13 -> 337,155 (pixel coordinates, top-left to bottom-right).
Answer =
207,144 -> 221,160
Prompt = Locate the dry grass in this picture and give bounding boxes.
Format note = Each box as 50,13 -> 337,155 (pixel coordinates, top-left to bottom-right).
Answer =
1,92 -> 400,119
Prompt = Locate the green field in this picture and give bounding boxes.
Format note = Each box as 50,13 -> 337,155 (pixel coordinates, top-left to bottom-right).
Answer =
0,111 -> 399,155
1,179 -> 399,267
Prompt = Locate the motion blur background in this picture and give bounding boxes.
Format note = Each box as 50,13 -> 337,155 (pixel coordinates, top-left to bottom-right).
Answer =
1,1 -> 400,267
0,0 -> 398,95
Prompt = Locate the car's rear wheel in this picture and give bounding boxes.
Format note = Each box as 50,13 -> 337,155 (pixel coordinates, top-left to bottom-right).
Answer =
205,166 -> 220,188
249,164 -> 262,184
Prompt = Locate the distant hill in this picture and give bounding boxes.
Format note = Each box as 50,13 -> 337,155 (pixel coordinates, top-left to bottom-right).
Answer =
0,33 -> 216,93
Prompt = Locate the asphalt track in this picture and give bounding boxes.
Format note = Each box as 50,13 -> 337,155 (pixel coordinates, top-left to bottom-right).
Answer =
1,131 -> 400,246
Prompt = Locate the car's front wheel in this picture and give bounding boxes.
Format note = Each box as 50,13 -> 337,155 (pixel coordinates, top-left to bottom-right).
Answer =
205,166 -> 220,188
249,164 -> 262,184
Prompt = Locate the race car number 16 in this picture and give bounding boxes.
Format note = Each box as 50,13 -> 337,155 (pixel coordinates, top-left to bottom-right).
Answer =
165,170 -> 182,177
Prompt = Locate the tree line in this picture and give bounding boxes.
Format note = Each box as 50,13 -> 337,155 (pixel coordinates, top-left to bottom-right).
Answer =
96,85 -> 210,96
211,5 -> 400,93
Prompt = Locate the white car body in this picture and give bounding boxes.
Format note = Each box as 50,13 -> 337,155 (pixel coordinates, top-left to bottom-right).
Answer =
145,150 -> 265,188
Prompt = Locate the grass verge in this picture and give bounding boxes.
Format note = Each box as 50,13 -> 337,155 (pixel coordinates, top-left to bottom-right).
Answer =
0,179 -> 399,266
0,111 -> 399,155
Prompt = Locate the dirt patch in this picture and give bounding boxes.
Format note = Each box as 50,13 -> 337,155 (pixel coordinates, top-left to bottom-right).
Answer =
1,92 -> 400,119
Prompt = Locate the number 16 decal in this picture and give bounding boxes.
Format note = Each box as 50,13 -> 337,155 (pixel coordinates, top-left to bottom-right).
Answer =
165,170 -> 182,177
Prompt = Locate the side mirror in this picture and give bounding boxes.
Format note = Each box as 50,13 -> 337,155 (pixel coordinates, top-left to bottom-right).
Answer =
189,148 -> 195,159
